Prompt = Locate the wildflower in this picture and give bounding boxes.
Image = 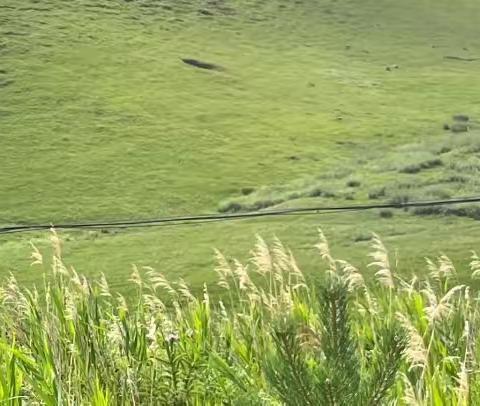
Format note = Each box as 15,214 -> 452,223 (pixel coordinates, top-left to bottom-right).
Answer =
166,332 -> 179,344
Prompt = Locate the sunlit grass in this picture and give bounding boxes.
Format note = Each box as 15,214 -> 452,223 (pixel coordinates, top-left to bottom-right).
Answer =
1,229 -> 480,403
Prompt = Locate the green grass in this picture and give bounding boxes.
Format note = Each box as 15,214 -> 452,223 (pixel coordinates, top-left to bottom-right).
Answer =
2,0 -> 480,292
1,233 -> 480,404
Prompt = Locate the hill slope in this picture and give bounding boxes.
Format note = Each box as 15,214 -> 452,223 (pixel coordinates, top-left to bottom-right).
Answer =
1,0 -> 480,292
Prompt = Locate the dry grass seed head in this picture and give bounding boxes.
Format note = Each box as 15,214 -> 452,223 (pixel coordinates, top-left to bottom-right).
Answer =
30,242 -> 43,266
251,235 -> 272,275
97,273 -> 112,297
315,228 -> 336,270
177,278 -> 196,303
368,233 -> 394,289
337,260 -> 365,291
214,249 -> 232,290
423,284 -> 464,324
470,251 -> 480,279
49,227 -> 62,259
272,237 -> 290,273
129,265 -> 143,288
288,249 -> 305,280
146,270 -> 177,297
396,312 -> 428,371
233,260 -> 255,292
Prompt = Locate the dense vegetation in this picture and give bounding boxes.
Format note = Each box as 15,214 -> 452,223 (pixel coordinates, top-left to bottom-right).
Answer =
1,229 -> 479,404
1,0 -> 480,291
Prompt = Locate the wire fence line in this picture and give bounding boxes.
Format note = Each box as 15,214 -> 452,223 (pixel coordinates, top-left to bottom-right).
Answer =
1,195 -> 480,235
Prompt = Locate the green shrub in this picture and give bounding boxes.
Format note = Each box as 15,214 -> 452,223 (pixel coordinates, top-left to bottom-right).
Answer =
399,158 -> 442,174
412,205 -> 445,216
305,186 -> 336,198
368,187 -> 386,200
379,209 -> 394,218
218,200 -> 243,213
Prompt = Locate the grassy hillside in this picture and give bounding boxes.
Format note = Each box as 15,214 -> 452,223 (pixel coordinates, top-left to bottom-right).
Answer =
1,0 -> 480,292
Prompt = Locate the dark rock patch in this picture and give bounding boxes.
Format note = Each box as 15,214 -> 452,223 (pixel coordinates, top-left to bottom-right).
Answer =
240,187 -> 255,196
181,58 -> 223,71
444,55 -> 480,62
199,9 -> 214,16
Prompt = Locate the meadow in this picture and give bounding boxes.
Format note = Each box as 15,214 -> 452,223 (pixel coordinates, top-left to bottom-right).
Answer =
1,0 -> 480,293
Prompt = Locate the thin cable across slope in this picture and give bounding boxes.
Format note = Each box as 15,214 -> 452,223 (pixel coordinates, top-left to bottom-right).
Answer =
1,195 -> 480,235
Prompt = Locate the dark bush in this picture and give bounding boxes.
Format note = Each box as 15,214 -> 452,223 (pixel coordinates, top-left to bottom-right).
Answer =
353,233 -> 372,242
437,145 -> 451,154
413,205 -> 480,220
379,210 -> 394,218
251,199 -> 283,210
445,206 -> 480,220
346,179 -> 361,188
445,175 -> 469,184
218,202 -> 244,213
451,123 -> 469,133
287,192 -> 301,200
368,187 -> 386,200
399,158 -> 442,174
306,187 -> 336,198
412,206 -> 445,216
389,195 -> 410,206
241,187 -> 255,196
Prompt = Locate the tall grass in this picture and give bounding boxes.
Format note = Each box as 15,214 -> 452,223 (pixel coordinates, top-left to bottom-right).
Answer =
0,229 -> 479,404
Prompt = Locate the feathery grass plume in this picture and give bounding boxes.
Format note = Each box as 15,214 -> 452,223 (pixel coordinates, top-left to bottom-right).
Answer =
470,251 -> 480,279
30,242 -> 43,266
145,269 -> 177,297
233,259 -> 255,294
427,255 -> 457,291
315,228 -> 336,271
97,273 -> 111,298
422,283 -> 464,324
129,264 -> 143,288
368,233 -> 394,289
49,226 -> 62,259
396,312 -> 428,371
272,237 -> 290,274
214,249 -> 232,290
438,255 -> 456,279
337,260 -> 365,291
287,248 -> 306,281
251,235 -> 272,275
399,275 -> 419,296
177,278 -> 196,303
